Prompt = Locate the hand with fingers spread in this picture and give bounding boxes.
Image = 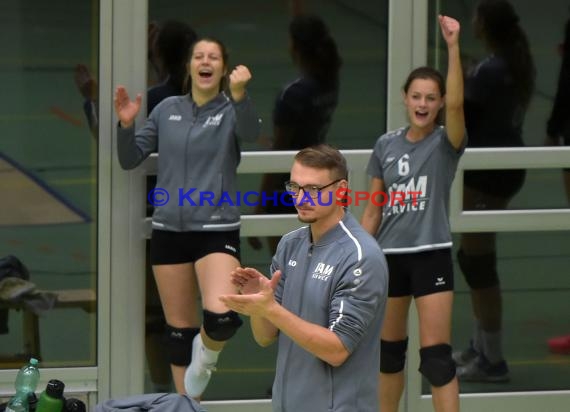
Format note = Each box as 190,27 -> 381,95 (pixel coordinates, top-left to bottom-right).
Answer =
229,267 -> 269,295
221,268 -> 282,317
229,65 -> 252,102
114,86 -> 143,128
439,14 -> 461,47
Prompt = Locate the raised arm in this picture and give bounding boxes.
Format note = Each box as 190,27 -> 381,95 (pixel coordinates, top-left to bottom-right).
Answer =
75,64 -> 99,138
439,15 -> 465,150
115,86 -> 158,170
114,86 -> 142,128
229,65 -> 261,143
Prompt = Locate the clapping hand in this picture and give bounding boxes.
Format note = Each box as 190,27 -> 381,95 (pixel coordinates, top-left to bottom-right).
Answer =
220,268 -> 282,317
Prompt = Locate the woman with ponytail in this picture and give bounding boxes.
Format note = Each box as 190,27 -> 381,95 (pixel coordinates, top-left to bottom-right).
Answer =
454,0 -> 536,382
251,14 -> 343,254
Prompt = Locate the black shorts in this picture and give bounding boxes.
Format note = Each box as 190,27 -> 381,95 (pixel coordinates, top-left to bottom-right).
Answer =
150,230 -> 240,265
386,249 -> 454,298
464,169 -> 526,199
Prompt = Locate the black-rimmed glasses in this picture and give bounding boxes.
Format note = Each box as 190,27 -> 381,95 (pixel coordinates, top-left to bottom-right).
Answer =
284,179 -> 343,199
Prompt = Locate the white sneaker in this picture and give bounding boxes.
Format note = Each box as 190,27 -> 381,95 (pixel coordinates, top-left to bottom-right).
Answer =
184,334 -> 217,398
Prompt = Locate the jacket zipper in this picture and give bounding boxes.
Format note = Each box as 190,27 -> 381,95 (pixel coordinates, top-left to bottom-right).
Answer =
181,103 -> 198,228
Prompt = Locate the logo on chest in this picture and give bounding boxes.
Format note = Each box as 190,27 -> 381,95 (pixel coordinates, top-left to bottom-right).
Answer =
312,262 -> 334,281
203,113 -> 224,127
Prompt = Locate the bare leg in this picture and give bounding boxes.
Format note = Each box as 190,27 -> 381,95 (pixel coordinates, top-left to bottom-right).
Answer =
378,296 -> 412,412
416,292 -> 459,412
153,263 -> 200,394
194,253 -> 241,351
431,379 -> 460,412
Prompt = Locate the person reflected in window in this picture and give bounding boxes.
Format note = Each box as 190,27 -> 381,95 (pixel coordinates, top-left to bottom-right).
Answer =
75,20 -> 197,136
361,15 -> 465,412
114,37 -> 260,397
544,14 -> 570,203
146,20 -> 198,113
453,0 -> 536,383
248,14 -> 342,255
74,63 -> 99,135
545,12 -> 570,355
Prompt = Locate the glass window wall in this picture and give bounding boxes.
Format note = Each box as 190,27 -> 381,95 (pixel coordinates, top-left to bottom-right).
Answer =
0,0 -> 98,368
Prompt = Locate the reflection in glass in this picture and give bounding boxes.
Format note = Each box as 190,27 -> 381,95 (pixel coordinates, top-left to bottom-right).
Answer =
149,0 -> 388,150
254,14 -> 342,255
450,231 -> 570,393
454,0 -> 535,385
429,0 -> 570,395
0,1 -> 98,367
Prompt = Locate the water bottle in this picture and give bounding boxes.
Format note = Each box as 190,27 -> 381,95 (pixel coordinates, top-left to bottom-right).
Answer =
5,396 -> 27,412
36,380 -> 65,412
6,358 -> 41,412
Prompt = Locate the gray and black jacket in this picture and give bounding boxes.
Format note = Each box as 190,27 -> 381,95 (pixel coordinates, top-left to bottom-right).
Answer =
94,393 -> 205,412
117,92 -> 260,232
270,211 -> 389,412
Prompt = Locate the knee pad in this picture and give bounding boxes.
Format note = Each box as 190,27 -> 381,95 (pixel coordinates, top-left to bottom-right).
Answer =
203,309 -> 243,342
380,338 -> 408,373
164,325 -> 200,366
419,344 -> 456,387
457,249 -> 499,289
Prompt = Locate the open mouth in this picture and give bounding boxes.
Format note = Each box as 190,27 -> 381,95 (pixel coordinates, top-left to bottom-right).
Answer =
415,111 -> 429,120
199,69 -> 213,79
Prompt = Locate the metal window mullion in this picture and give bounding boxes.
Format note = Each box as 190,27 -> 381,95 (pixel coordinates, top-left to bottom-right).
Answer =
107,0 -> 148,400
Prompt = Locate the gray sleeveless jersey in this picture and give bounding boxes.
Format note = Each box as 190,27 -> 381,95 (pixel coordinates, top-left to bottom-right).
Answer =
366,126 -> 465,253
